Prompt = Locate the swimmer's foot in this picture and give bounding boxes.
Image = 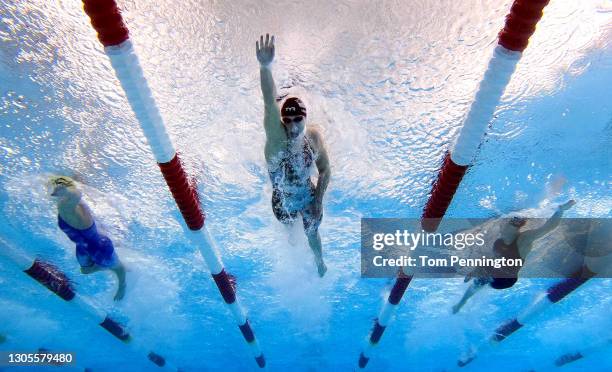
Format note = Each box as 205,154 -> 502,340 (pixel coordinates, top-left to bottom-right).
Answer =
452,303 -> 461,314
317,260 -> 327,278
114,282 -> 126,301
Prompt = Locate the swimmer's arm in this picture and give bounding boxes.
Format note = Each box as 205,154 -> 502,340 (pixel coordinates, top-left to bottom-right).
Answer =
519,201 -> 574,247
259,69 -> 286,147
260,65 -> 278,109
312,131 -> 331,206
257,33 -> 278,116
257,34 -> 285,144
260,67 -> 283,138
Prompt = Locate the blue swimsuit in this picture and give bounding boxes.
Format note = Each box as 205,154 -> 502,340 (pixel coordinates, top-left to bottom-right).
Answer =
58,216 -> 117,268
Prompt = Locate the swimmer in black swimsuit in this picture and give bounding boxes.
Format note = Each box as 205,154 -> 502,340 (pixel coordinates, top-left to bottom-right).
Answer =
257,34 -> 331,277
452,200 -> 575,314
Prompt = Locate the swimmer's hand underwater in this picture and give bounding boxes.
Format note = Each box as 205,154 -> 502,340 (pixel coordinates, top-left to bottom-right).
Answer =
559,199 -> 576,211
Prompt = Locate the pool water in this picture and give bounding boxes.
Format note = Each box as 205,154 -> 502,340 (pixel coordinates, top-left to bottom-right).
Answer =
1,0 -> 611,370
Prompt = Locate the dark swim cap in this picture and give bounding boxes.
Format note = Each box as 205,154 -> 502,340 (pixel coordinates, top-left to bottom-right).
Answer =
281,97 -> 307,117
510,216 -> 527,228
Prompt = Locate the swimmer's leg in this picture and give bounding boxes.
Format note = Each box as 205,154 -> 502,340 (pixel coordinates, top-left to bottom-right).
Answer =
272,190 -> 297,226
302,206 -> 326,277
93,237 -> 127,301
79,258 -> 126,301
452,278 -> 489,314
80,264 -> 103,274
306,228 -> 327,278
110,258 -> 127,301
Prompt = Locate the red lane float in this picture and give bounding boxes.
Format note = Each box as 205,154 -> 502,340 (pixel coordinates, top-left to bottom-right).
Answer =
422,0 -> 550,232
25,258 -> 75,301
421,153 -> 468,232
82,0 -> 129,46
158,155 -> 205,231
23,257 -> 131,341
82,0 -> 265,367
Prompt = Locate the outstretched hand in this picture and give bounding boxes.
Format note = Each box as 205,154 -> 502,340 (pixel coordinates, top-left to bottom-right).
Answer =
559,199 -> 576,211
256,33 -> 275,66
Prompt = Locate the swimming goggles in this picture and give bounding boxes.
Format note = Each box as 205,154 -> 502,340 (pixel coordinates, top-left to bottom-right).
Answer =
281,116 -> 304,124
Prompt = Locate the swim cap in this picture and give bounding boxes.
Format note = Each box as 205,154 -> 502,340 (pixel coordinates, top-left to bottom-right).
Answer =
48,176 -> 77,196
281,97 -> 307,117
510,216 -> 527,228
49,175 -> 76,188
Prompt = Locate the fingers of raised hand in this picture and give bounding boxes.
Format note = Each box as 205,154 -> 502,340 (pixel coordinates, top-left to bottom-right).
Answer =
256,34 -> 274,61
258,34 -> 274,50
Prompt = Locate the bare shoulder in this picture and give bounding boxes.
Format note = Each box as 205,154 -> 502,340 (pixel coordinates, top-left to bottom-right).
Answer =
264,102 -> 285,143
264,101 -> 281,126
306,126 -> 325,147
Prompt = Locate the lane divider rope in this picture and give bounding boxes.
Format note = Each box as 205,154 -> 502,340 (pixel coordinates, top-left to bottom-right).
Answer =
458,275 -> 591,367
81,0 -> 265,367
359,1 -> 550,368
422,0 -> 550,232
0,237 -> 178,370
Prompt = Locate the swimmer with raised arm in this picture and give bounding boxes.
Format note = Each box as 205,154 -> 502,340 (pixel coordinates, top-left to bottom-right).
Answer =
452,200 -> 576,314
49,176 -> 127,300
256,34 -> 331,277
